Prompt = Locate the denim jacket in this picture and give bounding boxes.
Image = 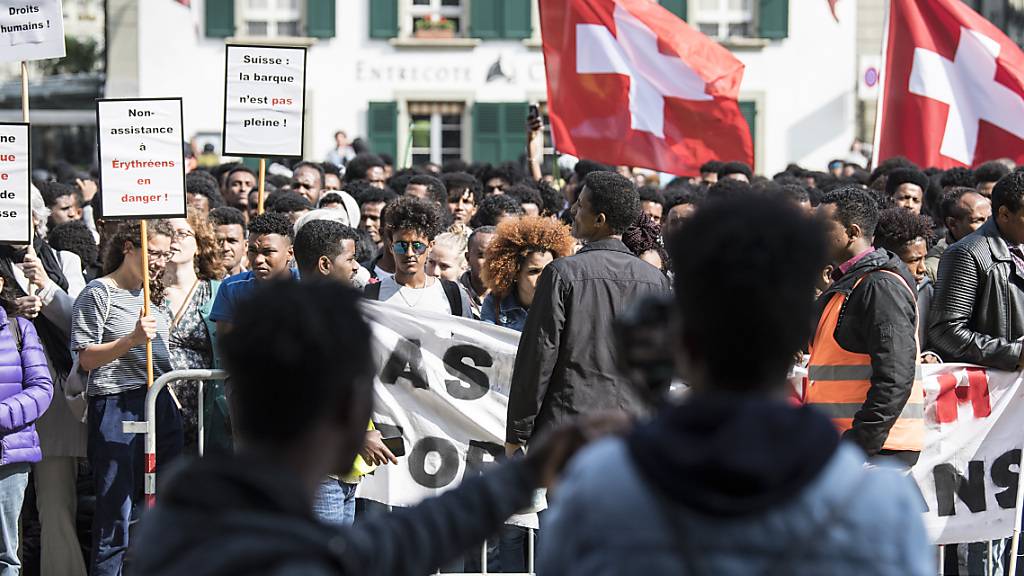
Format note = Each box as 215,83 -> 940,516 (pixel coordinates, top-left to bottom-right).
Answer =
481,291 -> 528,332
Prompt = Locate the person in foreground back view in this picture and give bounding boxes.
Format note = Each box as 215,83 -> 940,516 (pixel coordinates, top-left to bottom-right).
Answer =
537,196 -> 933,575
132,281 -> 613,576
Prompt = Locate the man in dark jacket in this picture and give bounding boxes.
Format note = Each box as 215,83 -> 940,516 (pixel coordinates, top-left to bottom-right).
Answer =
505,171 -> 671,456
930,171 -> 1024,371
133,281 -> 613,576
809,188 -> 920,464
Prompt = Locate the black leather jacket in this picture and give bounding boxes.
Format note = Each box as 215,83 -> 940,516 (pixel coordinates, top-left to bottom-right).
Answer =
929,218 -> 1024,370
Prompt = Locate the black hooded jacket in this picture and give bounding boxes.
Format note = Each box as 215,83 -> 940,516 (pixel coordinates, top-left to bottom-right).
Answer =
813,248 -> 918,456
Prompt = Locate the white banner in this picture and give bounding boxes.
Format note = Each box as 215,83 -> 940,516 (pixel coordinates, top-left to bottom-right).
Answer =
0,0 -> 65,62
96,98 -> 186,219
357,301 -> 539,528
912,364 -> 1024,545
222,44 -> 306,158
0,122 -> 30,243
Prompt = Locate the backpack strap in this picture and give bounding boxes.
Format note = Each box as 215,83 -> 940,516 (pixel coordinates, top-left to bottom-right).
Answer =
441,280 -> 463,317
10,316 -> 22,352
364,281 -> 382,301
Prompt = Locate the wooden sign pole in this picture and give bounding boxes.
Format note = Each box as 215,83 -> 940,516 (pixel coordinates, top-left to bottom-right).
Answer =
257,158 -> 266,215
140,220 -> 154,388
21,61 -> 36,287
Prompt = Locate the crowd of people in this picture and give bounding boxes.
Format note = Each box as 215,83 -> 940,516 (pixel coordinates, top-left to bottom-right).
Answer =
0,120 -> 1021,575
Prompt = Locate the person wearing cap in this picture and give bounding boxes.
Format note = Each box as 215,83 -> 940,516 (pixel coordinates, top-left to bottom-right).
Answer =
885,168 -> 929,215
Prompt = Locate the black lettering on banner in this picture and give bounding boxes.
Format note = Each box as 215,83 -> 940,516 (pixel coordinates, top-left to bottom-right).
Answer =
991,449 -> 1021,510
443,344 -> 493,400
465,440 -> 503,479
934,461 -> 987,516
408,436 -> 460,489
380,338 -> 429,389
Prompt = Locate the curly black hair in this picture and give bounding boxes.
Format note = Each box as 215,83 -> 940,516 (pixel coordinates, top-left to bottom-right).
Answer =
293,219 -> 360,275
406,174 -> 447,205
209,206 -> 247,228
442,172 -> 483,203
505,183 -> 543,210
356,185 -> 398,208
536,180 -> 564,217
622,212 -> 664,258
383,195 -> 445,240
292,161 -> 325,186
716,162 -> 753,181
186,171 -> 225,208
582,171 -> 640,234
993,170 -> 1024,214
41,181 -> 82,208
469,194 -> 525,229
707,177 -> 753,202
664,184 -> 706,212
637,185 -> 664,206
47,220 -> 99,271
869,156 -> 919,185
975,161 -> 1011,185
341,179 -> 377,204
941,167 -> 977,189
874,208 -> 935,253
699,160 -> 724,174
248,212 -> 294,240
344,153 -> 385,182
269,192 -> 312,214
820,187 -> 880,238
481,162 -> 524,187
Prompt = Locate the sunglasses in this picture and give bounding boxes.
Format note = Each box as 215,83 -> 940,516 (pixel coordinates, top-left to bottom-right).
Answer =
392,240 -> 429,256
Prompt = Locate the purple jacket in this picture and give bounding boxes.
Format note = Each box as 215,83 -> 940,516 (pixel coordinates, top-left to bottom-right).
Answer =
0,308 -> 53,466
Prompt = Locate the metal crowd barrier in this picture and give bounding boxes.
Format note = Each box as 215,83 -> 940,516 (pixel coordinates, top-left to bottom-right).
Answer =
121,368 -> 537,575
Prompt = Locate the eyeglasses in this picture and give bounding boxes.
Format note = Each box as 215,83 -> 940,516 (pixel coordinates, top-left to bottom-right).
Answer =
171,230 -> 195,241
147,250 -> 174,263
391,240 -> 429,256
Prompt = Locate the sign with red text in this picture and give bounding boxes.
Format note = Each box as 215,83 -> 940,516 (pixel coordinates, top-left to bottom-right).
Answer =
96,98 -> 186,219
0,0 -> 65,62
222,44 -> 306,157
0,123 -> 30,243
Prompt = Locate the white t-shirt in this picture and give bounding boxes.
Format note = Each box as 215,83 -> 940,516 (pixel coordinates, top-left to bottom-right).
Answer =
377,275 -> 473,318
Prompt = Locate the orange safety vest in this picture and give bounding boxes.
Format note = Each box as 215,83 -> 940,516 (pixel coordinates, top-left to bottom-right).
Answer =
806,270 -> 924,451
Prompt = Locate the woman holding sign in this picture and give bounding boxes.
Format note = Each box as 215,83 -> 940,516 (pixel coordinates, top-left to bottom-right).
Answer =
70,220 -> 181,576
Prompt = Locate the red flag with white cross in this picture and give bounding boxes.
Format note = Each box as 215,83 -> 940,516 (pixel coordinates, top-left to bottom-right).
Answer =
539,0 -> 753,176
877,0 -> 1024,168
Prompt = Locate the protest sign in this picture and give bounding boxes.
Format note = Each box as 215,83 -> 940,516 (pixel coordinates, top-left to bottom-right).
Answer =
0,0 -> 65,62
96,97 -> 186,219
358,301 -> 539,529
0,122 -> 30,244
222,44 -> 306,158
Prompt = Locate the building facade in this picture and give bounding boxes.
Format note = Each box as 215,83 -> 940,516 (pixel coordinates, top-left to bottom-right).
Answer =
104,0 -> 854,175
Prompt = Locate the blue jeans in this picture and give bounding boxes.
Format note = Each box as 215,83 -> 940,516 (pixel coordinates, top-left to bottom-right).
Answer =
0,463 -> 29,576
88,387 -> 182,576
313,478 -> 358,526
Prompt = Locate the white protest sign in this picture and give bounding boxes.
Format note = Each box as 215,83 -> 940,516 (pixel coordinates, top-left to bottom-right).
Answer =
0,123 -> 30,243
96,98 -> 186,219
223,44 -> 306,157
358,301 -> 540,529
0,0 -> 65,62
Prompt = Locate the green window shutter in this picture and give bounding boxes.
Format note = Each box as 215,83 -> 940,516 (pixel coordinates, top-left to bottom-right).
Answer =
471,0 -> 502,39
757,0 -> 789,39
241,157 -> 260,171
367,102 -> 398,161
502,0 -> 532,39
739,100 -> 756,166
660,0 -> 687,21
205,0 -> 235,38
500,102 -> 528,161
306,0 -> 335,39
473,103 -> 503,164
369,0 -> 398,39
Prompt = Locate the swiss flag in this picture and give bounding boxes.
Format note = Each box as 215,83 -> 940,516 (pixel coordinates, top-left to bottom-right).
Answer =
878,0 -> 1024,168
539,0 -> 753,176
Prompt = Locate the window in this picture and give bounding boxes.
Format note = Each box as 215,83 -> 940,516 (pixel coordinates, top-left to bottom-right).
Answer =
242,0 -> 302,38
410,102 -> 465,165
409,0 -> 464,38
695,0 -> 753,39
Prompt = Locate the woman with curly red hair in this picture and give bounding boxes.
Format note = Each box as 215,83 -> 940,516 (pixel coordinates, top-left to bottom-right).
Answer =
164,208 -> 227,453
481,216 -> 574,331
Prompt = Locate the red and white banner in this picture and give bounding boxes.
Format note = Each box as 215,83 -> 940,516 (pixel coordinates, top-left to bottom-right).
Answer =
539,0 -> 753,176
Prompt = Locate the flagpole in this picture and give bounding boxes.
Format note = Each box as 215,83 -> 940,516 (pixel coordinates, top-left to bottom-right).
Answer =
870,0 -> 891,170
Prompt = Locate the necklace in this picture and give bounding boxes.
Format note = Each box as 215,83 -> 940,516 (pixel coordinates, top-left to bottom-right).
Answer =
396,277 -> 431,308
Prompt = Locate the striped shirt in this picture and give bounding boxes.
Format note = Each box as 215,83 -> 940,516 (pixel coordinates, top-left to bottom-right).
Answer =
71,279 -> 173,397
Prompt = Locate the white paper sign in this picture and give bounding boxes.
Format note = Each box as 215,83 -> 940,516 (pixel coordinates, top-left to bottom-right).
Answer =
223,44 -> 306,157
0,123 -> 30,243
97,98 -> 186,219
0,0 -> 65,62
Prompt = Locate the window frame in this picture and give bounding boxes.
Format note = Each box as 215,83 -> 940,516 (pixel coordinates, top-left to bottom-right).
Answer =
236,0 -> 305,39
693,0 -> 754,40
